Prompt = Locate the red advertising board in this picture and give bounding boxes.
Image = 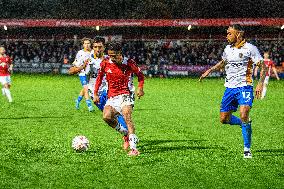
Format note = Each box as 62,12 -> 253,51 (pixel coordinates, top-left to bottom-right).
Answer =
0,18 -> 283,27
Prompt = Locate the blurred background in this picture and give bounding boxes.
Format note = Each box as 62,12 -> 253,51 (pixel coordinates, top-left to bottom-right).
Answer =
0,0 -> 283,77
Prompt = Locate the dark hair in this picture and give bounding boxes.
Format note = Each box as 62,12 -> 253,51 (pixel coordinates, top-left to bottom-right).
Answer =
106,42 -> 122,53
93,36 -> 105,45
81,37 -> 92,44
230,24 -> 244,32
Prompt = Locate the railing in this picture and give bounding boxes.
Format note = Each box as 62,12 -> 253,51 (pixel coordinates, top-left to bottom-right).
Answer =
13,62 -> 66,74
13,62 -> 213,76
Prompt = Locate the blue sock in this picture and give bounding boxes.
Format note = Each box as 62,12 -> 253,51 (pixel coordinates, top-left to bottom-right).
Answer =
77,96 -> 83,102
86,99 -> 92,108
241,122 -> 252,150
229,115 -> 242,126
117,115 -> 128,131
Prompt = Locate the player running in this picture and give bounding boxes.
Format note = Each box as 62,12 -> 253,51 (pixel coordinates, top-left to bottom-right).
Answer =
87,37 -> 130,150
94,43 -> 145,156
86,37 -> 108,110
254,52 -> 280,99
72,38 -> 94,112
199,25 -> 267,158
0,46 -> 13,103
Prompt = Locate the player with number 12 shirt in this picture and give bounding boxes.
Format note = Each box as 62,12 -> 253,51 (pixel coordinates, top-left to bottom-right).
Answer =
199,25 -> 267,159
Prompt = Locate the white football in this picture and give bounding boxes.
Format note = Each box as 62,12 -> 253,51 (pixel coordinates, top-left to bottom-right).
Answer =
72,136 -> 90,152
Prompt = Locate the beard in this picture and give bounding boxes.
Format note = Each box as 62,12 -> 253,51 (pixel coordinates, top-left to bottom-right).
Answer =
227,39 -> 235,45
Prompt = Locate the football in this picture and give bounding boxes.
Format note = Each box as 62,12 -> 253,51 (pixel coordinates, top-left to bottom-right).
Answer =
72,136 -> 90,152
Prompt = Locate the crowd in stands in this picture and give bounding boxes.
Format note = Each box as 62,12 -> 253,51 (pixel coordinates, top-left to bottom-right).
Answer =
123,40 -> 284,66
2,39 -> 284,66
123,40 -> 224,66
4,40 -> 79,65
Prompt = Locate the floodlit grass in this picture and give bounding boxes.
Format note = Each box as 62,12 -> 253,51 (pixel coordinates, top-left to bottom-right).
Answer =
0,74 -> 283,188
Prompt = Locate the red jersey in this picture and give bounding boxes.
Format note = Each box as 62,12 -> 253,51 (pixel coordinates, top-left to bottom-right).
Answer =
264,59 -> 275,76
0,55 -> 12,76
94,58 -> 144,98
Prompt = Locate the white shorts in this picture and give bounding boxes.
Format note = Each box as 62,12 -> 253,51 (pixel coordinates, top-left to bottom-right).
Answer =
0,76 -> 11,85
87,78 -> 108,99
264,76 -> 270,85
105,94 -> 134,114
87,78 -> 96,99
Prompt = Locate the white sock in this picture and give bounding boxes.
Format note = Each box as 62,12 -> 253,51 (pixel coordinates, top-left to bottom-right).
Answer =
129,134 -> 139,150
4,88 -> 12,102
115,123 -> 128,136
2,88 -> 5,96
244,147 -> 250,152
261,85 -> 267,99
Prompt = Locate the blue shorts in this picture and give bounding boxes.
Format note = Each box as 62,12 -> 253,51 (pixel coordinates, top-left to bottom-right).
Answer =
79,76 -> 88,86
96,90 -> 108,111
220,86 -> 254,112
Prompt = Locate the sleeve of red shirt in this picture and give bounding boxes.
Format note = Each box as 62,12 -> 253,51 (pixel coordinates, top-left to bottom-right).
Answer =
128,59 -> 144,88
94,60 -> 106,94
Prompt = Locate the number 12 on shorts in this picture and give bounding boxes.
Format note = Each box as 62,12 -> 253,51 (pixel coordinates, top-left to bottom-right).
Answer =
242,92 -> 251,102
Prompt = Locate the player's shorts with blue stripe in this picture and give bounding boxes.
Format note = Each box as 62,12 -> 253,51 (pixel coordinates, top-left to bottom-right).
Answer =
96,90 -> 108,111
79,76 -> 88,86
220,86 -> 254,112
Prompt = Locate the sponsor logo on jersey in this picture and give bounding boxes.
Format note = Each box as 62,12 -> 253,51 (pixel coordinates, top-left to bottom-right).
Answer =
229,62 -> 243,67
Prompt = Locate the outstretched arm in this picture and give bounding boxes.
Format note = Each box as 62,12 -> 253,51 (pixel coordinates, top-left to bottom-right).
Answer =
255,60 -> 267,99
128,60 -> 145,98
199,60 -> 225,81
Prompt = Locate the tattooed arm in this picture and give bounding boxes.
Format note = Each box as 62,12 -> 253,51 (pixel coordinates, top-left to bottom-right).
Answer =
255,60 -> 267,99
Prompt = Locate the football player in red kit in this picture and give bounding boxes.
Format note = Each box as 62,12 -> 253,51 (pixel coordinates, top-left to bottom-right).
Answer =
254,52 -> 280,99
0,46 -> 13,102
94,43 -> 144,156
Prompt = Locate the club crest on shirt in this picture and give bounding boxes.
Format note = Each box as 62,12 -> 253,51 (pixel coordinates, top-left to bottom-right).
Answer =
239,53 -> 243,58
107,69 -> 112,73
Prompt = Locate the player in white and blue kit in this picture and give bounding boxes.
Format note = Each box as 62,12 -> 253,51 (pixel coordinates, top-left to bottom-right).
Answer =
86,38 -> 108,111
73,38 -> 94,112
87,37 -> 129,150
199,25 -> 267,158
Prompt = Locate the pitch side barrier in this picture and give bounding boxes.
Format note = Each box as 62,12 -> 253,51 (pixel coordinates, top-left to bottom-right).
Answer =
13,63 -> 217,77
13,62 -> 62,74
12,63 -> 284,78
139,64 -> 221,77
13,62 -> 218,77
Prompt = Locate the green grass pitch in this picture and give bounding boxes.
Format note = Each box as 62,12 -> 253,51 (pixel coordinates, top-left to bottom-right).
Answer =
0,74 -> 283,188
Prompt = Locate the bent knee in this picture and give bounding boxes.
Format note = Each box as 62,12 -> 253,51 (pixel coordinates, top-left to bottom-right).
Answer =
220,112 -> 232,124
220,115 -> 230,124
103,113 -> 112,122
220,118 -> 228,124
